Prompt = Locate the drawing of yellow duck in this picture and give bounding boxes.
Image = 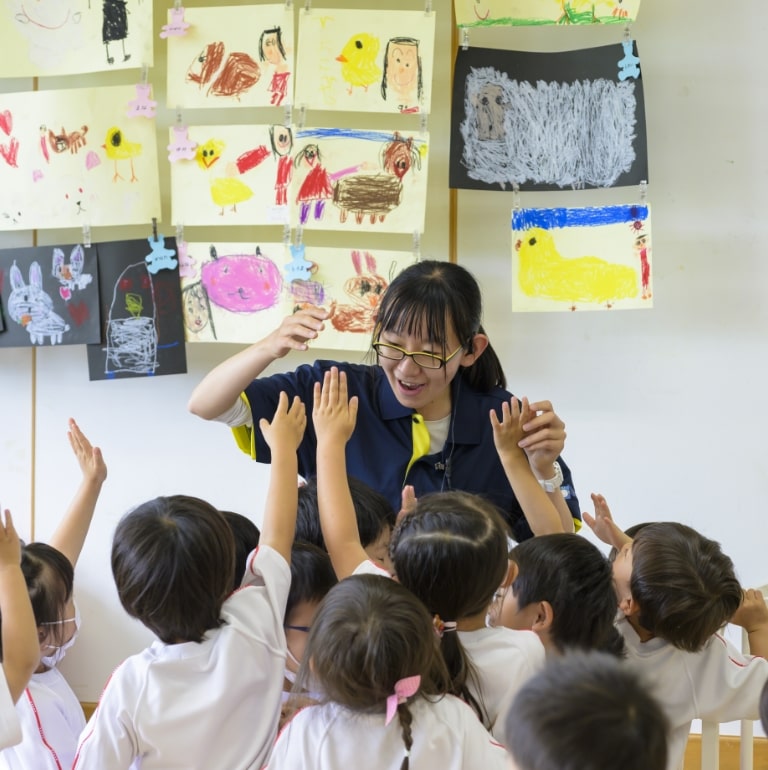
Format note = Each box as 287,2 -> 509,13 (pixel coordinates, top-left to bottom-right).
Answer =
336,33 -> 381,94
195,138 -> 253,215
516,227 -> 638,306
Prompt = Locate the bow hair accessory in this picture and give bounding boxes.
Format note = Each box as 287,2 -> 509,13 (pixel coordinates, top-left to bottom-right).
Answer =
385,675 -> 421,726
433,614 -> 458,638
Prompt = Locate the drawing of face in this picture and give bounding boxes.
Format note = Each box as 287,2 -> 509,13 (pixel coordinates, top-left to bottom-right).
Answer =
272,126 -> 293,157
634,234 -> 648,253
13,0 -> 76,30
385,40 -> 419,98
472,83 -> 507,141
261,30 -> 284,65
10,0 -> 84,68
182,283 -> 209,333
299,145 -> 318,168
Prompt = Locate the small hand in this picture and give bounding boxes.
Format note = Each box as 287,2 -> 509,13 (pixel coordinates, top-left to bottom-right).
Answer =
0,509 -> 22,571
68,419 -> 107,485
268,305 -> 329,358
731,588 -> 768,632
582,492 -> 627,548
312,367 -> 359,444
490,396 -> 528,463
396,485 -> 417,525
517,400 -> 566,476
259,392 -> 307,452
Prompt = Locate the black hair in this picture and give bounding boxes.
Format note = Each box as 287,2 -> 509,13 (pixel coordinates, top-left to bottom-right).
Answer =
111,495 -> 235,644
505,651 -> 668,770
608,521 -> 656,563
390,491 -> 509,725
509,534 -> 625,657
220,510 -> 260,592
373,260 -> 505,391
286,542 -> 337,622
258,27 -> 286,61
296,475 -> 395,551
294,574 -> 451,770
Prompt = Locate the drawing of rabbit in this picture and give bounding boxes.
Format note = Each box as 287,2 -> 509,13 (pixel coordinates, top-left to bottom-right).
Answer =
8,260 -> 70,345
52,244 -> 93,301
329,250 -> 388,333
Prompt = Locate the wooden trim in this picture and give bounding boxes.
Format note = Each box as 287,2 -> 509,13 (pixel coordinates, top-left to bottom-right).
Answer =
81,701 -> 98,721
684,735 -> 768,769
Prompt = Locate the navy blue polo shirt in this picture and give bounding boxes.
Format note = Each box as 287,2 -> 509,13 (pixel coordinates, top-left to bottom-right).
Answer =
236,360 -> 580,541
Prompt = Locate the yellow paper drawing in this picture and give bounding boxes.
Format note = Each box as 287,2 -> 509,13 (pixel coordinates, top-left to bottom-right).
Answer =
295,9 -> 435,114
511,204 -> 652,312
454,0 -> 642,27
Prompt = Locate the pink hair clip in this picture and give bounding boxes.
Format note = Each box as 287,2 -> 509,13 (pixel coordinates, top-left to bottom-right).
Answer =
385,675 -> 421,726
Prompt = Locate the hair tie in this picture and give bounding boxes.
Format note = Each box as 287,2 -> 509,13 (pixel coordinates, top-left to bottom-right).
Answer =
385,675 -> 421,726
433,614 -> 457,639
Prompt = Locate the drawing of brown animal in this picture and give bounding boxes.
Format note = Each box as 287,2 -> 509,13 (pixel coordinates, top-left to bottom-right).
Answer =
187,41 -> 260,99
48,125 -> 89,154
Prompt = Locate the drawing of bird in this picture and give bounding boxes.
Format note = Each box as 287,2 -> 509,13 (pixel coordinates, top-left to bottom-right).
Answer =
102,126 -> 141,182
516,227 -> 638,307
195,138 -> 253,215
336,33 -> 381,94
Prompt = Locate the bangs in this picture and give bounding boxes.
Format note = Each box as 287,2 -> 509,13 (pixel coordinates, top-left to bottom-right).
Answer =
376,283 -> 451,352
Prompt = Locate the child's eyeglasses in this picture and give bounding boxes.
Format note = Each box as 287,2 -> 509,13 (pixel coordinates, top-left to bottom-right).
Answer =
372,340 -> 465,370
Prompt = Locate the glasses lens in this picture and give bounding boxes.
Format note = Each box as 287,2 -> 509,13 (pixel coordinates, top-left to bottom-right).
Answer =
374,343 -> 404,361
411,353 -> 443,369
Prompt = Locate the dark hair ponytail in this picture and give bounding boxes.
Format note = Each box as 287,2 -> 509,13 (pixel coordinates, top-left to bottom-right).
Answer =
397,702 -> 414,770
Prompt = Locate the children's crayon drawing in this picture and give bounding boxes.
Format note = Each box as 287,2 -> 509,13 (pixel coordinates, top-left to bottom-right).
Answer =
181,242 -> 415,350
450,44 -> 648,191
295,9 -> 435,114
0,242 -> 100,347
0,0 -> 153,77
0,85 -> 161,230
166,5 -> 294,109
290,128 -> 429,234
87,238 -> 186,380
453,0 -> 641,27
171,124 -> 295,227
511,204 -> 653,312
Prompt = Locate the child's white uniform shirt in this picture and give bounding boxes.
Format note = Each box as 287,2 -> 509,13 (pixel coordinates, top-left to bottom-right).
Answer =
0,672 -> 20,751
0,666 -> 85,770
458,626 -> 546,740
353,560 -> 546,740
73,545 -> 290,770
265,695 -> 509,770
617,616 -> 768,770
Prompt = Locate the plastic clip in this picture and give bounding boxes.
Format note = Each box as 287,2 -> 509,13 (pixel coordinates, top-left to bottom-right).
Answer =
297,105 -> 307,130
151,217 -> 158,243
283,224 -> 291,246
425,0 -> 432,13
512,183 -> 521,211
623,23 -> 632,42
176,222 -> 184,244
639,179 -> 648,204
461,28 -> 470,51
304,0 -> 311,11
82,223 -> 91,249
413,231 -> 421,261
419,113 -> 428,135
284,104 -> 293,128
295,226 -> 304,247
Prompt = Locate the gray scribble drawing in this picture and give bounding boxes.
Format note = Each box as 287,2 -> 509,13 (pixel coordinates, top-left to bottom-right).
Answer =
105,262 -> 157,375
461,66 -> 637,189
8,260 -> 70,345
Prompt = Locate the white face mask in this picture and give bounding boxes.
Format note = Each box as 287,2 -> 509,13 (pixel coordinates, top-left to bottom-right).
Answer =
40,602 -> 81,669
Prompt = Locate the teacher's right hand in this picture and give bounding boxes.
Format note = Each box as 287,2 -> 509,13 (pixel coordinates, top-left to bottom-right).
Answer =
266,305 -> 329,358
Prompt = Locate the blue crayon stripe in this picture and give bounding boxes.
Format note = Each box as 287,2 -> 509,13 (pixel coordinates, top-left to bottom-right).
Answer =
296,127 -> 425,147
512,205 -> 649,231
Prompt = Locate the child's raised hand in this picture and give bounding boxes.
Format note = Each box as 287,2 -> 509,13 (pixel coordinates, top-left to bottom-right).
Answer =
0,509 -> 22,571
490,396 -> 529,462
396,485 -> 417,525
583,493 -> 627,548
68,419 -> 107,486
731,588 -> 768,632
517,400 -> 567,477
259,391 -> 307,452
312,367 -> 359,445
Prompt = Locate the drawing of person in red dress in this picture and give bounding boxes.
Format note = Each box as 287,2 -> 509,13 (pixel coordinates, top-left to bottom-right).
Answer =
634,232 -> 651,299
259,27 -> 290,106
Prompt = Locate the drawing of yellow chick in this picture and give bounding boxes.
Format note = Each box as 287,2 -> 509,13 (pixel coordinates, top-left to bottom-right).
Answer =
195,138 -> 253,215
336,33 -> 381,94
102,126 -> 141,182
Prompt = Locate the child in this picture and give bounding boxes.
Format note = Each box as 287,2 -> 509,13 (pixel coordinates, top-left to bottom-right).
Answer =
296,475 -> 396,572
489,533 -> 625,657
266,574 -> 509,770
313,368 -> 545,738
0,419 -> 106,770
221,509 -> 260,592
0,509 -> 38,749
585,493 -> 768,770
283,541 -> 337,695
504,651 -> 669,770
73,393 -> 305,769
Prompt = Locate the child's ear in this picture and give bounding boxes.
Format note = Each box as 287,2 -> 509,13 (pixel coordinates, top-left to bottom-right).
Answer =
618,594 -> 640,618
531,601 -> 554,633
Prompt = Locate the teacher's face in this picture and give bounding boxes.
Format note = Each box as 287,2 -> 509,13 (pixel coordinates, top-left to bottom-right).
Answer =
377,324 -> 468,421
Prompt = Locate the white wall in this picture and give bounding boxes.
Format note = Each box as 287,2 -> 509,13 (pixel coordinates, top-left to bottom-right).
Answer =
0,1 -> 766,740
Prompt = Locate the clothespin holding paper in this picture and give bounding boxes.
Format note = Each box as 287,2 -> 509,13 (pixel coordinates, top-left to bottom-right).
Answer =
160,3 -> 191,39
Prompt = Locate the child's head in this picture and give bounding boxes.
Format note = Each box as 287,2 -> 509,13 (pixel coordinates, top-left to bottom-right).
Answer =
111,495 -> 235,645
504,651 -> 668,770
221,510 -> 260,592
494,534 -> 624,657
297,574 -> 451,768
285,542 -> 337,677
373,259 -> 505,391
13,543 -> 77,667
613,522 -> 742,652
390,491 -> 508,720
296,476 -> 396,573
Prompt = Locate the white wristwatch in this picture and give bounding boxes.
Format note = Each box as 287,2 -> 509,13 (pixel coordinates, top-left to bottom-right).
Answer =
537,461 -> 563,493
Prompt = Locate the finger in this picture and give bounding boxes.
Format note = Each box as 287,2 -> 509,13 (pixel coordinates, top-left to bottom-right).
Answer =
338,370 -> 348,404
277,391 -> 289,414
348,395 -> 359,424
510,397 -> 521,422
329,366 -> 339,404
582,511 -> 596,531
526,400 -> 553,414
313,381 -> 322,412
489,408 -> 501,429
519,396 -> 530,424
320,370 -> 332,408
258,417 -> 270,435
3,510 -> 15,537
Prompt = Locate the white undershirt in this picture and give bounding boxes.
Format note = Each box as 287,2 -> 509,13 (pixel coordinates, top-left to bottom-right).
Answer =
425,415 -> 451,454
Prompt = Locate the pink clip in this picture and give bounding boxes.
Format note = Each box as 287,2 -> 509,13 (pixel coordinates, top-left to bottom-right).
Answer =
127,84 -> 157,119
385,675 -> 420,726
167,126 -> 197,163
160,6 -> 190,39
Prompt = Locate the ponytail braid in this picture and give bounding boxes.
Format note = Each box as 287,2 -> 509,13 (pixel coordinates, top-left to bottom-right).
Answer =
397,702 -> 414,770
